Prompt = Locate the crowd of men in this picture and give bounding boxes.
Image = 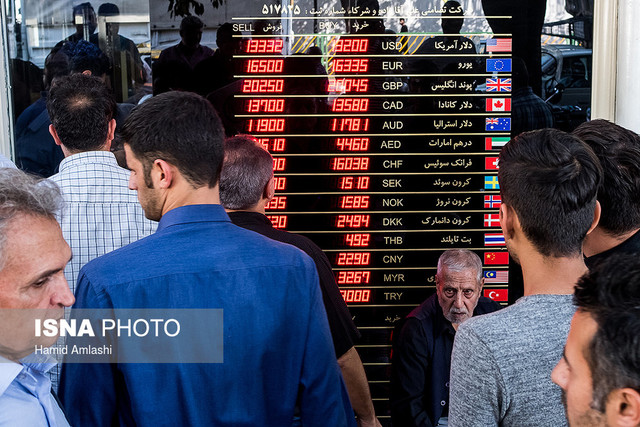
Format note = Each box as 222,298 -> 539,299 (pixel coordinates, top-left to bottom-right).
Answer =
1,10 -> 640,427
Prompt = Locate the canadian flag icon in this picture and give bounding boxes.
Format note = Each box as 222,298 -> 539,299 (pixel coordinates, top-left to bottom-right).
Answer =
486,98 -> 512,112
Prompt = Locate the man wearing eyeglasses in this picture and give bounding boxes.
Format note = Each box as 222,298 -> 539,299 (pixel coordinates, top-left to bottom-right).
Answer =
390,249 -> 501,427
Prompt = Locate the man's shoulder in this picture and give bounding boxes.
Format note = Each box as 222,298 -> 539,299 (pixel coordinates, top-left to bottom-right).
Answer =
458,294 -> 575,348
81,219 -> 315,284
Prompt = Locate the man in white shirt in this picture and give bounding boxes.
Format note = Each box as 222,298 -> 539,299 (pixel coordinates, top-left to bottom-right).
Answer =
47,73 -> 156,292
0,168 -> 74,426
46,73 -> 156,388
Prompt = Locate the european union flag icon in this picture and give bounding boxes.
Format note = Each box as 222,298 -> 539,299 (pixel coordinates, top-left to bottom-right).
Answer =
485,176 -> 500,189
486,58 -> 512,73
486,117 -> 511,131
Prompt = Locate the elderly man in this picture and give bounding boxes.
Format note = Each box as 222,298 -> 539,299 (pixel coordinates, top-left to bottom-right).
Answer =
572,120 -> 640,266
0,168 -> 75,426
59,91 -> 355,426
219,135 -> 380,427
552,253 -> 640,427
449,129 -> 602,426
390,249 -> 501,427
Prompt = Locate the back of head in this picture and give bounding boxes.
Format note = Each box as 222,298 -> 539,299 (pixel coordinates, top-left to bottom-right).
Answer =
47,73 -> 116,152
0,168 -> 63,269
573,119 -> 640,236
573,252 -> 640,411
63,39 -> 110,76
436,249 -> 483,283
219,135 -> 273,210
498,128 -> 602,257
97,2 -> 119,16
44,47 -> 70,90
121,91 -> 225,188
442,0 -> 463,34
180,15 -> 204,33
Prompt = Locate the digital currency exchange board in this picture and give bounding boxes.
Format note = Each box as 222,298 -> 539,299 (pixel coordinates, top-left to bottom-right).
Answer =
229,1 -> 511,420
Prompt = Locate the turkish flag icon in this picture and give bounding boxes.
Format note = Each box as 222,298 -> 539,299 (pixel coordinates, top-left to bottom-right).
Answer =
484,289 -> 508,302
486,98 -> 512,112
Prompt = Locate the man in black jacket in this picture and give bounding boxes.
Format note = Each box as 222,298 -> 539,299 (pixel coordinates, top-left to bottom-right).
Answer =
219,134 -> 381,427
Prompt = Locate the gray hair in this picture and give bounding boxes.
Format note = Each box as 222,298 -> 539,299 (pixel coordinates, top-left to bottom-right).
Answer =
0,169 -> 64,269
436,249 -> 483,284
219,135 -> 273,210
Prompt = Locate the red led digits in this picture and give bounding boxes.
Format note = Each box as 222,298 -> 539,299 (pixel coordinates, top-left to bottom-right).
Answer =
256,138 -> 286,152
267,215 -> 288,229
245,59 -> 284,73
336,271 -> 371,284
328,79 -> 369,93
330,118 -> 370,132
335,138 -> 370,151
332,98 -> 370,112
265,196 -> 287,210
247,118 -> 285,133
273,176 -> 286,190
245,39 -> 284,54
338,176 -> 370,190
336,215 -> 371,228
273,158 -> 286,171
336,252 -> 371,265
340,195 -> 370,209
332,58 -> 369,73
331,157 -> 370,171
340,289 -> 371,303
344,233 -> 371,246
242,79 -> 284,93
333,38 -> 369,53
246,99 -> 285,113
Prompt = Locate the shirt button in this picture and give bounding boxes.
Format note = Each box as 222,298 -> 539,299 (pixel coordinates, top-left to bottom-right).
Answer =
445,382 -> 450,388
441,400 -> 446,406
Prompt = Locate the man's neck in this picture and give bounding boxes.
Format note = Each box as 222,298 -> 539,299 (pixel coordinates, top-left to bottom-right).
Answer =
161,185 -> 221,217
583,226 -> 639,257
520,250 -> 588,296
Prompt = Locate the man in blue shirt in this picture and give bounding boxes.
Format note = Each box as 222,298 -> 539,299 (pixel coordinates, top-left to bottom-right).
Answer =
59,91 -> 355,426
0,168 -> 75,426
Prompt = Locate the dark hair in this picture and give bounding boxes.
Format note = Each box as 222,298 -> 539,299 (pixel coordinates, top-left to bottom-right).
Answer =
219,135 -> 273,210
47,73 -> 116,152
574,252 -> 640,410
121,91 -> 225,188
180,15 -> 204,32
97,2 -> 119,16
498,128 -> 602,257
72,2 -> 95,17
63,40 -> 110,76
573,119 -> 640,236
43,46 -> 70,90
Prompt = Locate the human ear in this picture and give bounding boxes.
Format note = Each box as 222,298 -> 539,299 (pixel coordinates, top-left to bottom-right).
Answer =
606,388 -> 640,427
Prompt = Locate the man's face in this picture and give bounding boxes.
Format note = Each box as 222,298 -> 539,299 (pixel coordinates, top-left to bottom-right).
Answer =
551,310 -> 606,426
436,266 -> 482,325
125,144 -> 163,221
0,215 -> 74,361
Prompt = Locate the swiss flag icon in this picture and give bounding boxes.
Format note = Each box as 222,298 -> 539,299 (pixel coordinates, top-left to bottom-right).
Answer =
486,98 -> 512,112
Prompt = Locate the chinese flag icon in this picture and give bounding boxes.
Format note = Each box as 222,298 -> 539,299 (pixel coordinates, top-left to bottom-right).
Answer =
484,252 -> 509,265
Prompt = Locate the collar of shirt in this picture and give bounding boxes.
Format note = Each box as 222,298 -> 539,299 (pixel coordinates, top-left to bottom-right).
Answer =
227,211 -> 272,229
57,150 -> 119,173
158,204 -> 231,232
0,357 -> 23,396
0,353 -> 56,396
433,302 -> 456,338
